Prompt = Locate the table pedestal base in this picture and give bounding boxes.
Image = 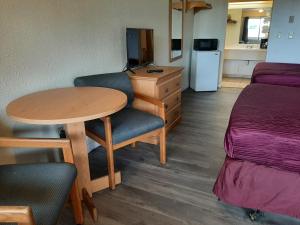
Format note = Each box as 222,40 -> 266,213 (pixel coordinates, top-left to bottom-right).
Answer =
82,171 -> 121,222
82,172 -> 121,222
66,124 -> 122,223
91,171 -> 121,193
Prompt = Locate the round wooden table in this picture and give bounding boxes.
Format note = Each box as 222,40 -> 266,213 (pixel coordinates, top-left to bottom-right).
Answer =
7,87 -> 127,221
7,87 -> 127,124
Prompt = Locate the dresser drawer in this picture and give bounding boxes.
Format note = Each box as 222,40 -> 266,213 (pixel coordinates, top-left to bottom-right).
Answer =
158,75 -> 181,99
165,105 -> 181,128
163,90 -> 181,113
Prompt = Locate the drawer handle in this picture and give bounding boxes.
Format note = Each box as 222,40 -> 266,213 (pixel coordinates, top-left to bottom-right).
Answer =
176,82 -> 180,87
176,96 -> 180,102
165,88 -> 169,93
165,104 -> 169,109
165,120 -> 168,124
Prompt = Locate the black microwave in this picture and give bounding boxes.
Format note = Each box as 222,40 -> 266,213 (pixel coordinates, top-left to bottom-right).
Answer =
194,39 -> 218,51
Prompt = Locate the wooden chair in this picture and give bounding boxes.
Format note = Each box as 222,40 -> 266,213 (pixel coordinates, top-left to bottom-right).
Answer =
0,137 -> 83,225
74,72 -> 166,189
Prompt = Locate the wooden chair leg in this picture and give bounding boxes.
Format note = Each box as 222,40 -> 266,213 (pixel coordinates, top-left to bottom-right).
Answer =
103,117 -> 116,190
70,182 -> 84,225
159,127 -> 166,165
131,142 -> 136,148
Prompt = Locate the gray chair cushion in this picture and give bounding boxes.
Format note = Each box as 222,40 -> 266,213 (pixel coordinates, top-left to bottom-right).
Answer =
0,163 -> 76,225
74,72 -> 134,107
86,108 -> 164,145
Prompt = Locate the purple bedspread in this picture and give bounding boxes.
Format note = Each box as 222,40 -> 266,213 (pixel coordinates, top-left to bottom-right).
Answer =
252,62 -> 300,87
213,157 -> 300,219
225,83 -> 300,173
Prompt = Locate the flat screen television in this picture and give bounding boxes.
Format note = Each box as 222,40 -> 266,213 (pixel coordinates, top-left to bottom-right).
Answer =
126,28 -> 154,69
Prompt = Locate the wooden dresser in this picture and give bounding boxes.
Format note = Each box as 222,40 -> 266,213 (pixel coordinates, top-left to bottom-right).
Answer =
129,66 -> 183,134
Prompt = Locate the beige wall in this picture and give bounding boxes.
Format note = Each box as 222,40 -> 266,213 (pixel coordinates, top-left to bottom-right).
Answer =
0,0 -> 194,163
225,9 -> 242,47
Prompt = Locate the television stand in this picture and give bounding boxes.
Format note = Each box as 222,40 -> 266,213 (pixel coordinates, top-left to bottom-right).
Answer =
123,66 -> 136,74
123,63 -> 135,74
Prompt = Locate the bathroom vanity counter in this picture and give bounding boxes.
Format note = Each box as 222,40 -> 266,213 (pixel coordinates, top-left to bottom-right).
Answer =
223,47 -> 267,78
224,48 -> 267,61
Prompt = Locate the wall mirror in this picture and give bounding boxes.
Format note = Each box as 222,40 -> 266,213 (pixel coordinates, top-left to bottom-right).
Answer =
169,0 -> 184,62
239,8 -> 272,44
226,1 -> 273,48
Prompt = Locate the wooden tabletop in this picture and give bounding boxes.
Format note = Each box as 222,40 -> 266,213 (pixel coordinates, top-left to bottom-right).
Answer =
7,87 -> 127,125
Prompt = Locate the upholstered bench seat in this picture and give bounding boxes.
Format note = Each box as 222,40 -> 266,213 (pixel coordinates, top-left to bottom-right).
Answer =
86,107 -> 164,145
0,163 -> 76,225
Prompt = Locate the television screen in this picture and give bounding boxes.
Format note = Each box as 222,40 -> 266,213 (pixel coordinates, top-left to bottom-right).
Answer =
126,28 -> 154,68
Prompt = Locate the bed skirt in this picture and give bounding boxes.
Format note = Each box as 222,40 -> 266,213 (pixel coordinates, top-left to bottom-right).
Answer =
213,157 -> 300,219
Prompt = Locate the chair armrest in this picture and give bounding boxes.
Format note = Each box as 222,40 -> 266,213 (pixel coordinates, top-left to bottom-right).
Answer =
134,93 -> 166,120
0,137 -> 74,163
0,206 -> 35,225
135,93 -> 165,108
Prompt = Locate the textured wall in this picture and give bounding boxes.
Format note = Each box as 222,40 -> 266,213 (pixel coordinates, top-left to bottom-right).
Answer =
267,0 -> 300,63
193,0 -> 228,84
0,0 -> 194,163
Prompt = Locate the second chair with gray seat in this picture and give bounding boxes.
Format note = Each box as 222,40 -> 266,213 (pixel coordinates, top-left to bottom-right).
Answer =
74,72 -> 166,189
0,137 -> 83,225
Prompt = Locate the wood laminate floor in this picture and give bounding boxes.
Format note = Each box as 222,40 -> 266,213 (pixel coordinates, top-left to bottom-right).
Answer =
59,88 -> 300,225
222,77 -> 250,88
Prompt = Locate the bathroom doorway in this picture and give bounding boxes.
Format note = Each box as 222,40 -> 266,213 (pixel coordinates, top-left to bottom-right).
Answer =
222,0 -> 273,88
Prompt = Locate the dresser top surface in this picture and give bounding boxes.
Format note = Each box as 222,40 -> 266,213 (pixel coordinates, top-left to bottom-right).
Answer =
129,66 -> 183,80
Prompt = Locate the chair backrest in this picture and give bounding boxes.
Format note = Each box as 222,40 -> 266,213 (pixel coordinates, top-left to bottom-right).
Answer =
74,72 -> 134,107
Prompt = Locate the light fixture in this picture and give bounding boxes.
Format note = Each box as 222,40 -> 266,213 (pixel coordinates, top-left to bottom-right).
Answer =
259,9 -> 264,13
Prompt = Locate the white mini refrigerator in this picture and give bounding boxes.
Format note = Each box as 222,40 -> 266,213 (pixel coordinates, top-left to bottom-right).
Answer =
190,50 -> 221,91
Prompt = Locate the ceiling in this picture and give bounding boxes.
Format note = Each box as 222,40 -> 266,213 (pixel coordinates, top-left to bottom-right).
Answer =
229,1 -> 273,9
229,0 -> 272,2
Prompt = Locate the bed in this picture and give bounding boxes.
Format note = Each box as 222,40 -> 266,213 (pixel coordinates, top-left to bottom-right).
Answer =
252,62 -> 300,87
225,83 -> 300,173
214,62 -> 300,219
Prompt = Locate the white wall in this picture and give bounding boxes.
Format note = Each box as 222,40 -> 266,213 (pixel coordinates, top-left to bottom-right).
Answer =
193,0 -> 228,85
267,0 -> 300,63
0,0 -> 194,163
